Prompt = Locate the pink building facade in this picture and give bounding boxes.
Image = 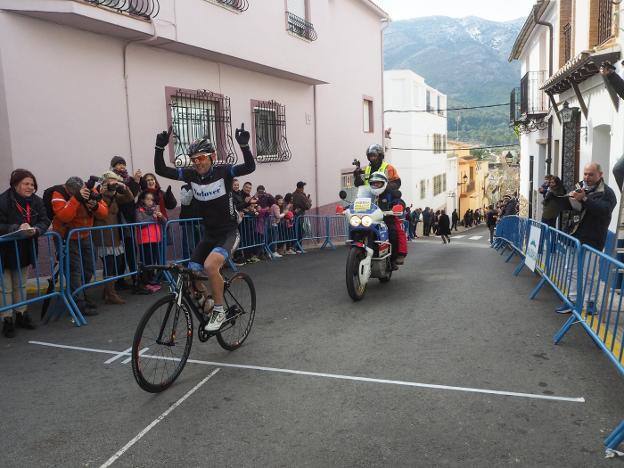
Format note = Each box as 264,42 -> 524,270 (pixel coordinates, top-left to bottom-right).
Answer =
0,0 -> 389,212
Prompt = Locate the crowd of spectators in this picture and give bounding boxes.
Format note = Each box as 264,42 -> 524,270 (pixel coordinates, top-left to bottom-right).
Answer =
0,157 -> 314,336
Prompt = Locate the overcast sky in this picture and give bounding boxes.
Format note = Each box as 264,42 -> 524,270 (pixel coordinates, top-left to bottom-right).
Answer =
374,0 -> 536,22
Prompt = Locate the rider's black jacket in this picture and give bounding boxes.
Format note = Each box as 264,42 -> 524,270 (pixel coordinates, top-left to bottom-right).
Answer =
154,147 -> 255,233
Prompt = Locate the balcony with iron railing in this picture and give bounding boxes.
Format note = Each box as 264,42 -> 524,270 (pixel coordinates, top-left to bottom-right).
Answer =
209,0 -> 249,12
286,11 -> 318,41
83,0 -> 160,18
520,70 -> 548,117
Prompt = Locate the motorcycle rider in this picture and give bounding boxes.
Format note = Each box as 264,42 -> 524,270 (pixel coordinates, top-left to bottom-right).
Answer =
154,126 -> 255,331
354,144 -> 407,267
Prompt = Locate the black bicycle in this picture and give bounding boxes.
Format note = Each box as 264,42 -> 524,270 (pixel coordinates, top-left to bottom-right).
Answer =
131,263 -> 256,393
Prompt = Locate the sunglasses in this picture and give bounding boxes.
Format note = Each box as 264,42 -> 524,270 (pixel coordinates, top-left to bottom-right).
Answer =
191,154 -> 211,164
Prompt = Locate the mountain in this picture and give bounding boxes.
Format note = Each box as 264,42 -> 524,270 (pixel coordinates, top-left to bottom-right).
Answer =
384,16 -> 525,146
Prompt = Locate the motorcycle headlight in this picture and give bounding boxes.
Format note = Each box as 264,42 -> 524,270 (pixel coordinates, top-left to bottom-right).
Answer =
361,216 -> 373,227
349,216 -> 362,227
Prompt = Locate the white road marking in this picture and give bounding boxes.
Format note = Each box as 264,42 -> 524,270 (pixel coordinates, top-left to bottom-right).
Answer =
122,347 -> 148,365
104,347 -> 132,365
452,235 -> 465,239
99,368 -> 220,468
469,236 -> 483,240
29,341 -> 585,403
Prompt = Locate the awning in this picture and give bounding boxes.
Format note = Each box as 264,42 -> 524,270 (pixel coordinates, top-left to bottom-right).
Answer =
541,49 -> 621,95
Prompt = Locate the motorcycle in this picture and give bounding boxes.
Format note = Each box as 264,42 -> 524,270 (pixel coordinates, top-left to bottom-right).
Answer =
337,185 -> 403,301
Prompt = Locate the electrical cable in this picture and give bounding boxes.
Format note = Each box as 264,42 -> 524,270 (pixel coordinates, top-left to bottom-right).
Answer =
391,143 -> 519,151
384,103 -> 510,113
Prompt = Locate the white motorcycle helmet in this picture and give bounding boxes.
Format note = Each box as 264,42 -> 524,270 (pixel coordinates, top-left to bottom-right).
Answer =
369,171 -> 388,196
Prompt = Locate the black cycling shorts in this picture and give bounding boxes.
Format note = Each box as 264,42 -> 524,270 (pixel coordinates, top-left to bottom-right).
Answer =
190,229 -> 240,265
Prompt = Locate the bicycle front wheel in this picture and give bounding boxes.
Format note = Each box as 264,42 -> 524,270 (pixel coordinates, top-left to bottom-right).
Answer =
132,294 -> 193,393
217,272 -> 256,351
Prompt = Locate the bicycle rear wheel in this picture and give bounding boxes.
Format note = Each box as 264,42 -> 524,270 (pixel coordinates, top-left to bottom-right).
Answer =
216,272 -> 256,351
132,294 -> 193,393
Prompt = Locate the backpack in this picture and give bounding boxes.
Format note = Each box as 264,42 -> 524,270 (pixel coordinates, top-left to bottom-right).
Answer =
42,184 -> 69,220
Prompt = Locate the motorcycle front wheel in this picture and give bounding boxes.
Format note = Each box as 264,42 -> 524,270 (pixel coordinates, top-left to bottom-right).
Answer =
346,247 -> 367,301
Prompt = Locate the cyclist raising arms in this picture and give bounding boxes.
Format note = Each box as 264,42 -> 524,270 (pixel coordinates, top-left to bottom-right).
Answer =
154,125 -> 255,331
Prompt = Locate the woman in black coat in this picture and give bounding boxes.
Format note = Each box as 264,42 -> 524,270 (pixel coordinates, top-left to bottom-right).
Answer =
438,209 -> 452,244
0,169 -> 50,337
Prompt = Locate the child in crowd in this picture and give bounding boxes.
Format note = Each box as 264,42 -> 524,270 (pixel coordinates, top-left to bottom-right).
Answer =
135,191 -> 167,292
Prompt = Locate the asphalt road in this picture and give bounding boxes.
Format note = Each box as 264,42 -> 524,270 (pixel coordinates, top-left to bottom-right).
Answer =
2,225 -> 624,467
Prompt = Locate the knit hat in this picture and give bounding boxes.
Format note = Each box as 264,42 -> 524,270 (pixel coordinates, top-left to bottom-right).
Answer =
101,171 -> 123,182
110,156 -> 126,168
10,168 -> 38,191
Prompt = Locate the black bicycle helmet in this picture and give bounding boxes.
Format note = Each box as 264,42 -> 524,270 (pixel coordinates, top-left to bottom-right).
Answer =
187,137 -> 216,157
366,143 -> 384,160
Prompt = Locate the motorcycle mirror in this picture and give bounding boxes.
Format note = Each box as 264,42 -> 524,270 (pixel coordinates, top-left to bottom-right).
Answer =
392,205 -> 404,215
335,205 -> 345,214
339,190 -> 347,200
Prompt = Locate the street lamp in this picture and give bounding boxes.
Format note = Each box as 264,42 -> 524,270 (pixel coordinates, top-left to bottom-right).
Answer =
505,151 -> 514,164
560,100 -> 577,123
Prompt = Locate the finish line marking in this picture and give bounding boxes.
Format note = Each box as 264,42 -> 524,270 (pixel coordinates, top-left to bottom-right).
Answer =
99,368 -> 220,468
29,341 -> 585,403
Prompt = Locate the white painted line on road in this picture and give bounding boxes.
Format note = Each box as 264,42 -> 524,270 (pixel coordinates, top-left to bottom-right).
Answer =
469,236 -> 483,240
99,368 -> 220,468
122,347 -> 148,365
29,341 -> 585,403
452,235 -> 465,239
104,347 -> 132,365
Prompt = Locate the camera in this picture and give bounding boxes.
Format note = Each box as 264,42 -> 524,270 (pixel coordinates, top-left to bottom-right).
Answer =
85,175 -> 102,190
574,182 -> 586,193
352,158 -> 361,168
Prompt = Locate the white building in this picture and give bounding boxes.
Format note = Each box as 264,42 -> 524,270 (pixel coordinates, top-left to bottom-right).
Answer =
509,0 -> 623,230
0,0 -> 389,214
383,69 -> 449,211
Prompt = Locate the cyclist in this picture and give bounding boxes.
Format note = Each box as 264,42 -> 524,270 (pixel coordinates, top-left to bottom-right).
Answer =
154,125 -> 255,331
354,143 -> 407,267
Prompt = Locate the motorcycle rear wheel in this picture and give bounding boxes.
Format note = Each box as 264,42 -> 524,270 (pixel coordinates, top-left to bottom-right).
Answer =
346,248 -> 367,301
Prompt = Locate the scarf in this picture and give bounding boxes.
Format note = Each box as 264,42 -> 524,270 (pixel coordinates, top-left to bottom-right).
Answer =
140,203 -> 157,217
112,167 -> 132,184
12,188 -> 34,224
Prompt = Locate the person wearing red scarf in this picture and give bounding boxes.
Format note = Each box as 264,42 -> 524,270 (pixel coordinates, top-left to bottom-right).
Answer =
0,169 -> 50,337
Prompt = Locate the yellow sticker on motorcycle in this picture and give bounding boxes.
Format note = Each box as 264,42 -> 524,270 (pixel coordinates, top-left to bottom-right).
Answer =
353,198 -> 372,212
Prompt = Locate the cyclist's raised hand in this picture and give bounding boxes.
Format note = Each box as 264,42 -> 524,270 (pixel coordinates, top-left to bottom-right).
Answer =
235,123 -> 250,147
156,126 -> 172,148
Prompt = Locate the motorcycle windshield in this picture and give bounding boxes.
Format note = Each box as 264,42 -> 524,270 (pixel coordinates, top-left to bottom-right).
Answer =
352,186 -> 375,213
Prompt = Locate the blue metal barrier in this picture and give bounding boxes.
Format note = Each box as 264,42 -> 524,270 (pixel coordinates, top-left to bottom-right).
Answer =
162,218 -> 203,265
64,221 -> 161,324
266,215 -> 298,256
492,216 -> 624,453
326,215 -> 348,245
0,231 -> 75,324
295,215 -> 331,253
237,215 -> 271,258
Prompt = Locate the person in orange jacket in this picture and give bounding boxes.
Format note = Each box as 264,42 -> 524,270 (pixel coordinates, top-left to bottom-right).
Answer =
51,176 -> 108,316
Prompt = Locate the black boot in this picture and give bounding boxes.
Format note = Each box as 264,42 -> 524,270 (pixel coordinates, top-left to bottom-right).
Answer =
77,300 -> 98,317
16,311 -> 36,330
2,318 -> 16,338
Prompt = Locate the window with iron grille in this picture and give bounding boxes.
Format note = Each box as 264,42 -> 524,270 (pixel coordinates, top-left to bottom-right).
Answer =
442,173 -> 447,192
420,179 -> 426,199
433,134 -> 444,154
252,100 -> 292,163
426,91 -> 432,113
168,88 -> 238,167
433,175 -> 442,196
597,0 -> 613,45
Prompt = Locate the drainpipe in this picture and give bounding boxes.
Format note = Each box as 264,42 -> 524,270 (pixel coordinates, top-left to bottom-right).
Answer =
533,7 -> 553,77
123,20 -> 159,171
313,84 -> 319,214
533,7 -> 554,175
380,18 -> 390,141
